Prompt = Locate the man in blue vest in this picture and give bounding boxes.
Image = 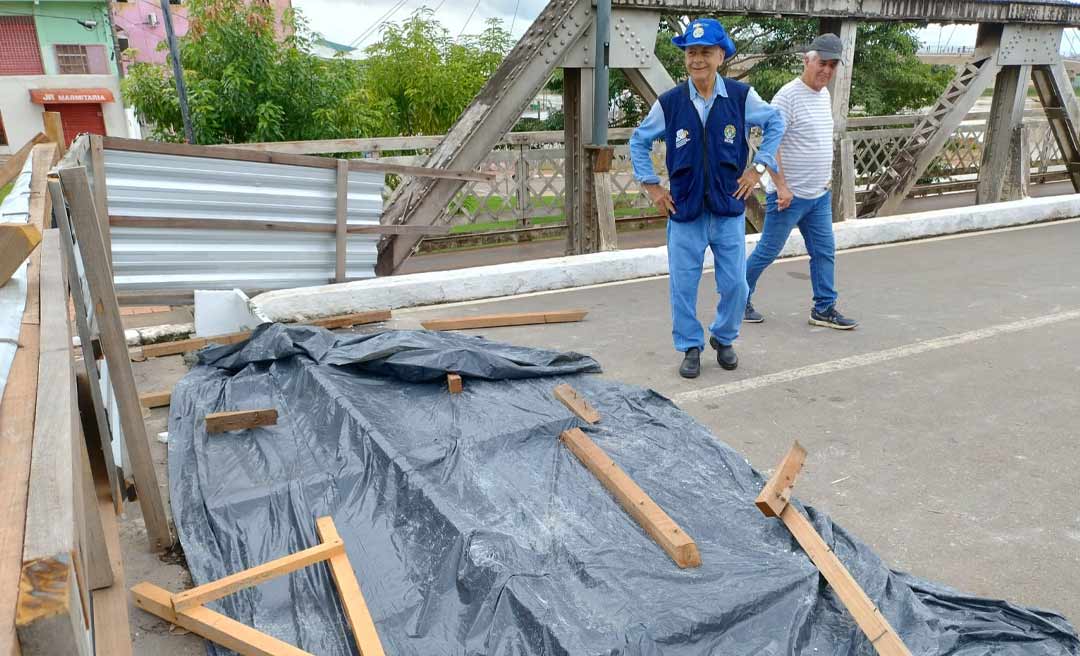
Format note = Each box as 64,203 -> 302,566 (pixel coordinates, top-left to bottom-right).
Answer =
629,18 -> 785,378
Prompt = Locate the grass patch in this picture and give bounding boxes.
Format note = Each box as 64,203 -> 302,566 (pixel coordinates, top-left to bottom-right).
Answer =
449,192 -> 657,234
0,183 -> 12,204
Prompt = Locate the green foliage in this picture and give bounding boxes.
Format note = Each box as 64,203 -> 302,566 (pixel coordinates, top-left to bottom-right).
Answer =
123,0 -> 394,143
653,16 -> 953,116
361,12 -> 512,135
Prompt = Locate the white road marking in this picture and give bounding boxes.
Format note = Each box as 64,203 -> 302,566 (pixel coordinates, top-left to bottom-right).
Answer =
674,309 -> 1080,404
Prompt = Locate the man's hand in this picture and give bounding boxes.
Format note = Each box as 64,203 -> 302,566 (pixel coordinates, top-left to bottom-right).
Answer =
775,183 -> 794,211
734,169 -> 762,200
644,183 -> 677,217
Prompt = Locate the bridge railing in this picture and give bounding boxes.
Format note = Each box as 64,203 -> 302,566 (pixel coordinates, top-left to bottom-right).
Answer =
228,110 -> 1067,233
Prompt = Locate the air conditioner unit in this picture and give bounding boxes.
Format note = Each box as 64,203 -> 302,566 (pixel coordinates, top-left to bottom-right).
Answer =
144,13 -> 158,26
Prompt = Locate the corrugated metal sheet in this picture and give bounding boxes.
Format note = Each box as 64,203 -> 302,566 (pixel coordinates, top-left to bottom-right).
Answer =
103,149 -> 384,293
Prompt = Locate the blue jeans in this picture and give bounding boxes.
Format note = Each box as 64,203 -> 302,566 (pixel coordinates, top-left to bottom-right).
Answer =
667,211 -> 748,352
746,191 -> 837,314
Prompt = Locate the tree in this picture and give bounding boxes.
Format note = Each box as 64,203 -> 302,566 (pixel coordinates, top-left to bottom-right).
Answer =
643,17 -> 953,117
122,0 -> 394,144
361,12 -> 512,135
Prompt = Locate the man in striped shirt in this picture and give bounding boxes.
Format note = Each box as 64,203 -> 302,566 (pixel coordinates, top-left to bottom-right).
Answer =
744,33 -> 858,330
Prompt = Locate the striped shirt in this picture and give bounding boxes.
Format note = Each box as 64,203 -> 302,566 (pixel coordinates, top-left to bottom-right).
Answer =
763,78 -> 834,200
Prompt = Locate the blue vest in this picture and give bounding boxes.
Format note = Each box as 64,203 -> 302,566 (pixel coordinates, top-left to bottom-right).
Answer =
659,78 -> 750,222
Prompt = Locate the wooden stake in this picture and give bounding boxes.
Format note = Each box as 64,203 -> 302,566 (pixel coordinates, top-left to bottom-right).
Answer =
205,409 -> 278,434
552,384 -> 600,424
420,310 -> 587,331
560,428 -> 700,568
755,442 -> 912,656
139,391 -> 171,409
447,374 -> 463,394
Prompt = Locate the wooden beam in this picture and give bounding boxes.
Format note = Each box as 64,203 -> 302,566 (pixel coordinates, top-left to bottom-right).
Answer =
420,310 -> 587,331
91,450 -> 133,656
170,540 -> 343,612
109,215 -> 450,235
16,231 -> 91,656
756,443 -> 912,656
335,159 -> 348,283
0,133 -> 48,189
0,224 -> 43,288
447,374 -> 463,394
754,441 -> 807,518
560,428 -> 701,568
132,583 -> 313,656
552,384 -> 600,424
77,434 -> 112,591
205,409 -> 278,434
100,136 -> 494,182
42,113 -> 66,157
88,135 -> 110,264
57,167 -> 172,551
140,310 -> 392,358
139,391 -> 171,409
315,518 -> 385,656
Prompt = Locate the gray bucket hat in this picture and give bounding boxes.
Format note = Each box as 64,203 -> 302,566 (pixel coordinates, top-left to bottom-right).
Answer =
805,33 -> 844,61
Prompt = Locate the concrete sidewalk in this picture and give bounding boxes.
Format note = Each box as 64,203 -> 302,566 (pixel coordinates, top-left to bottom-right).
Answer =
392,218 -> 1080,625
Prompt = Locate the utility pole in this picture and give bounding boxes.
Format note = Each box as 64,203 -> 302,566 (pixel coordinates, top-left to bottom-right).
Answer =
159,0 -> 195,143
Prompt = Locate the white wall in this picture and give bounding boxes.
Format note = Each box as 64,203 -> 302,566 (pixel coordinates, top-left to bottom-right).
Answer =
0,75 -> 129,154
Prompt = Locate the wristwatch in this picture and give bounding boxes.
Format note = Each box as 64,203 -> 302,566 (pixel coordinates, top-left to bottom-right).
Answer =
753,162 -> 767,174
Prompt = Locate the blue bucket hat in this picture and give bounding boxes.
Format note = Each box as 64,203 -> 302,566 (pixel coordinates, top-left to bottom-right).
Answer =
671,18 -> 736,58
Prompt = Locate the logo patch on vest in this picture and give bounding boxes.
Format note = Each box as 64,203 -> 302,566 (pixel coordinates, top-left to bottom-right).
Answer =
724,124 -> 737,144
675,128 -> 690,149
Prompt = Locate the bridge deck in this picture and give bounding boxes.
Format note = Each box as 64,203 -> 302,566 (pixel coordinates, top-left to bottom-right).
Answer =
394,217 -> 1080,624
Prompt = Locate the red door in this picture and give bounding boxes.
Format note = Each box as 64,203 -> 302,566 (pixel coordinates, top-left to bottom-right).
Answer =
44,103 -> 106,146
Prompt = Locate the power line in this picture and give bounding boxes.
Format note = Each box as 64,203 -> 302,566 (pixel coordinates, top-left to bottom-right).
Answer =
348,0 -> 409,48
457,0 -> 481,40
509,0 -> 521,35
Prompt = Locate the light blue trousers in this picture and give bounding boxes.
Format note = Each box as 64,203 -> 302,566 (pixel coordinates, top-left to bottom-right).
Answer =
667,211 -> 748,352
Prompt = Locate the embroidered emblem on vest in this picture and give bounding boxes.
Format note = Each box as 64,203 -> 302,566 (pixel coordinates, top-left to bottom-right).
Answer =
675,128 -> 690,149
724,124 -> 737,144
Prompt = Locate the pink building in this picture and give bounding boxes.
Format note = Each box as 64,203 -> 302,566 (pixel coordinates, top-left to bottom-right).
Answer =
110,0 -> 292,73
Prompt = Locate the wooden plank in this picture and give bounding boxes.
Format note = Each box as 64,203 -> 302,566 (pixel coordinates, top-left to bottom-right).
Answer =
22,144 -> 58,327
91,454 -> 132,656
0,225 -> 43,288
100,136 -> 494,182
0,133 -> 48,189
315,517 -> 386,656
754,441 -> 806,518
88,136 -> 110,264
205,409 -> 278,434
0,323 -> 40,656
132,583 -> 313,656
141,310 -> 391,357
552,384 -> 600,424
57,167 -> 172,551
139,390 -> 171,409
42,113 -> 66,157
54,181 -> 124,512
108,215 -> 450,235
420,310 -> 588,331
779,505 -> 912,655
840,138 -> 857,221
16,231 -> 91,656
560,428 -> 701,568
447,374 -> 463,394
77,434 -> 112,591
593,171 -> 617,252
171,539 -> 342,612
335,159 -> 348,283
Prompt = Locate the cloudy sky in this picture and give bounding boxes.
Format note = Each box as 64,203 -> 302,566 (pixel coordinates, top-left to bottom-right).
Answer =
292,1 -> 1080,55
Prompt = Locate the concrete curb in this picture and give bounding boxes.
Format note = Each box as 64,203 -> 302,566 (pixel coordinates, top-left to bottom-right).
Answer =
252,194 -> 1080,323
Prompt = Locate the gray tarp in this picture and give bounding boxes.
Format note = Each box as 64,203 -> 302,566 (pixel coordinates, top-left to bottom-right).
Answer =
168,324 -> 1080,655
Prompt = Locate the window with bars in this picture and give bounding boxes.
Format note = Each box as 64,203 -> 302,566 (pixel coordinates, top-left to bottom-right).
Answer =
54,45 -> 109,75
0,16 -> 46,75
